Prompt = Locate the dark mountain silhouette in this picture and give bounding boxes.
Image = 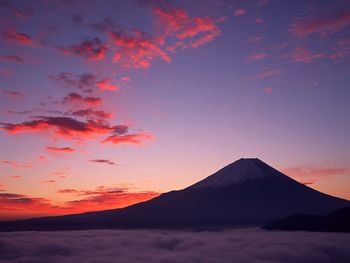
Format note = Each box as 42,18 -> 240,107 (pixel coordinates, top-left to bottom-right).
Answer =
263,206 -> 350,232
0,158 -> 349,231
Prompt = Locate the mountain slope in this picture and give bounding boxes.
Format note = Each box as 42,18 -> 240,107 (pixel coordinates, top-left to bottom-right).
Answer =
0,158 -> 349,231
263,206 -> 350,232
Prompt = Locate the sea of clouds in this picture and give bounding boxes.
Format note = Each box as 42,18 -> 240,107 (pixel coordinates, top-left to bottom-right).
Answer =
0,227 -> 349,263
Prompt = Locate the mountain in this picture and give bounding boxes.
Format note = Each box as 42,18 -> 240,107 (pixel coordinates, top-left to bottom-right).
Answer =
263,206 -> 350,232
0,158 -> 349,231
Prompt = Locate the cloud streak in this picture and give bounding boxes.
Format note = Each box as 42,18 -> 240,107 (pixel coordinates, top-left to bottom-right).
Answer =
291,10 -> 350,37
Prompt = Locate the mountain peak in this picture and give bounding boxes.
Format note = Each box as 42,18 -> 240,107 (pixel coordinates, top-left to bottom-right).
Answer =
189,158 -> 284,189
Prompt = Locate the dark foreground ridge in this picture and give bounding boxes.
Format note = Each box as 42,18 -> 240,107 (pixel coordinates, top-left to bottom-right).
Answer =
0,158 -> 349,231
263,206 -> 350,232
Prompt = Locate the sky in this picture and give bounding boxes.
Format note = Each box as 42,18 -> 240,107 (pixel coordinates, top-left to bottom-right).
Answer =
0,0 -> 350,220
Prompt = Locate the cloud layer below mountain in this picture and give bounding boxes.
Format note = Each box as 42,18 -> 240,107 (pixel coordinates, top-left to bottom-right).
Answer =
0,228 -> 349,263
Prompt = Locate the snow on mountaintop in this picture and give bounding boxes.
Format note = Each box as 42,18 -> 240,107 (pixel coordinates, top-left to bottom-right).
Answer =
189,158 -> 284,189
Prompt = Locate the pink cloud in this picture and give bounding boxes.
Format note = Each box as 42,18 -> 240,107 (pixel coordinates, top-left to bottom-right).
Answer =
290,10 -> 350,37
1,160 -> 32,169
290,47 -> 326,63
264,87 -> 273,94
2,27 -> 32,45
0,55 -> 26,64
283,166 -> 349,184
102,133 -> 153,145
96,80 -> 119,91
1,90 -> 22,97
45,146 -> 75,153
109,30 -> 171,69
67,109 -> 114,119
234,8 -> 247,17
247,52 -> 268,61
254,69 -> 281,80
62,93 -> 102,107
89,159 -> 115,165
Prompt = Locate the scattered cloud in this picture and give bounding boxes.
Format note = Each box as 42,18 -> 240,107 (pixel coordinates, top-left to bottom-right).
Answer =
290,10 -> 350,37
0,55 -> 26,64
2,27 -> 32,46
0,160 -> 32,169
0,67 -> 14,77
67,109 -> 114,119
264,87 -> 273,94
89,159 -> 116,165
110,30 -> 171,69
253,69 -> 281,80
1,90 -> 22,97
45,146 -> 75,153
234,8 -> 247,17
102,133 -> 153,145
1,116 -> 121,139
283,166 -> 349,178
1,116 -> 150,145
96,80 -> 119,91
58,38 -> 108,61
247,52 -> 268,61
289,47 -> 326,63
0,186 -> 160,219
43,179 -> 56,183
49,72 -> 117,93
61,93 -> 102,107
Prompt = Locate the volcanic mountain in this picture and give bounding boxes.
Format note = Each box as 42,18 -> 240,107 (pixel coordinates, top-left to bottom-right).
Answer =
0,158 -> 349,231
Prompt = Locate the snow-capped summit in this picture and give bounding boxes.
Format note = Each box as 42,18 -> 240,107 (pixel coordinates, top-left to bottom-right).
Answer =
1,158 -> 349,231
189,158 -> 285,189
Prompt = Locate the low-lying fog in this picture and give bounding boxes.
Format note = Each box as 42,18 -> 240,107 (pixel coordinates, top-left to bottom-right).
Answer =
1,228 -> 349,263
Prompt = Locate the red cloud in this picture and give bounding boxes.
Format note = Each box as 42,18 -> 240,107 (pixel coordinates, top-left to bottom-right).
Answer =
254,69 -> 281,80
247,52 -> 268,61
49,72 -> 117,93
89,159 -> 115,165
0,116 -> 148,144
59,186 -> 160,213
110,30 -> 171,69
1,160 -> 32,169
153,2 -> 221,49
2,27 -> 32,45
62,93 -> 102,107
11,176 -> 22,179
0,193 -> 53,211
290,10 -> 350,37
0,55 -> 25,64
1,90 -> 22,97
0,116 -> 120,139
45,146 -> 75,153
96,80 -> 119,91
0,187 -> 160,220
234,8 -> 247,17
58,38 -> 108,61
102,133 -> 153,145
68,109 -> 114,119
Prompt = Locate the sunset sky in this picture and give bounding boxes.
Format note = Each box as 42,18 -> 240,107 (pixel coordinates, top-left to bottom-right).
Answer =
1,0 -> 350,220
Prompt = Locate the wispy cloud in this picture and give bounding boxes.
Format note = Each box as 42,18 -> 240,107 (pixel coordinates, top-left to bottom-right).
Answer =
290,10 -> 350,37
89,159 -> 116,165
45,146 -> 75,153
253,69 -> 281,80
2,27 -> 32,46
